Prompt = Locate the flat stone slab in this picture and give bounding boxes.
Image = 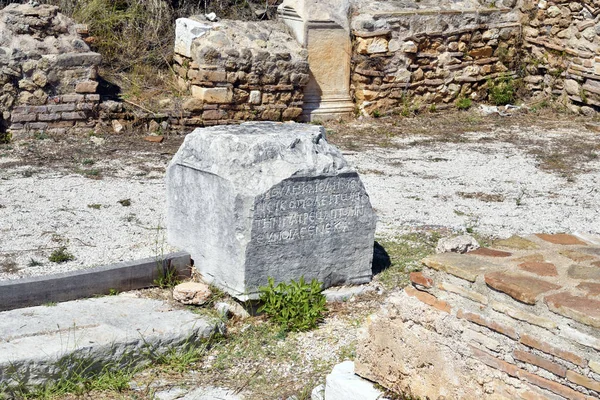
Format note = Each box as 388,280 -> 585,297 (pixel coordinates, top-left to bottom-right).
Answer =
545,292 -> 600,328
422,253 -> 501,282
484,271 -> 561,305
0,296 -> 221,386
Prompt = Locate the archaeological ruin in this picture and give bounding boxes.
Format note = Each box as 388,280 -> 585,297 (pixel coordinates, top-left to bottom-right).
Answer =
2,0 -> 600,136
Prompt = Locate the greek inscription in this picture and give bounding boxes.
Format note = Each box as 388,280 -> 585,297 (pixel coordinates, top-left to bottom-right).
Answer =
252,177 -> 368,245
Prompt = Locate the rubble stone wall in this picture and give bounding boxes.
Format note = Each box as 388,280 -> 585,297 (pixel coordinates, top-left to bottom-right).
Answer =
0,4 -> 101,139
356,234 -> 600,400
520,0 -> 600,113
350,7 -> 521,115
172,19 -> 310,126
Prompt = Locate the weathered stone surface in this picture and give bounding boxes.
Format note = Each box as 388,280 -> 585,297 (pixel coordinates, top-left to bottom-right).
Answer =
422,253 -> 500,282
494,235 -> 539,250
577,282 -> 600,297
469,247 -> 513,257
484,272 -> 561,304
0,296 -> 221,386
173,282 -> 212,305
536,233 -> 587,245
435,235 -> 480,254
175,18 -> 212,58
190,86 -> 233,103
166,122 -> 376,299
568,264 -> 600,280
324,361 -> 388,400
545,292 -> 600,328
518,261 -> 558,277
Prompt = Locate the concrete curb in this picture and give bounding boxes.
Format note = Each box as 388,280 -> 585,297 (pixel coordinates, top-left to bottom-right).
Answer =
0,251 -> 191,311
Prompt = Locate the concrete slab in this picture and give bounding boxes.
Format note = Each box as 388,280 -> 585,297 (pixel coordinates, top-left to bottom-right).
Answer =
0,296 -> 222,386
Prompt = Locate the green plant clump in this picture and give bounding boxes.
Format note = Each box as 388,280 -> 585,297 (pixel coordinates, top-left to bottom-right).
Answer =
258,277 -> 327,333
48,247 -> 75,263
487,75 -> 516,105
456,97 -> 472,110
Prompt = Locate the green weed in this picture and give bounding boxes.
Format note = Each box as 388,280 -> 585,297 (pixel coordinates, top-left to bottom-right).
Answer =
48,247 -> 75,263
487,75 -> 516,105
456,97 -> 472,110
258,277 -> 327,333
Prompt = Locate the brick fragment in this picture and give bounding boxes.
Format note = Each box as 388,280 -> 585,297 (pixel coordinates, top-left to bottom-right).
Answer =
457,309 -> 517,339
518,261 -> 558,277
577,282 -> 600,297
75,80 -> 99,93
469,345 -> 519,377
484,272 -> 561,305
11,113 -> 36,122
513,349 -> 567,377
143,136 -> 164,143
61,94 -> 85,103
518,369 -> 588,400
469,248 -> 513,257
409,271 -> 433,288
536,233 -> 587,245
545,292 -> 600,328
404,287 -> 451,313
520,334 -> 585,367
37,113 -> 60,122
47,103 -> 76,113
566,371 -> 600,392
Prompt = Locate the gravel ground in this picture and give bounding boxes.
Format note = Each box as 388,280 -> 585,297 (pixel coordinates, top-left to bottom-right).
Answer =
1,116 -> 599,281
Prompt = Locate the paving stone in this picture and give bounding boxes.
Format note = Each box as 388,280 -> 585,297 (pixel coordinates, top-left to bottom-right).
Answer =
469,248 -> 513,257
515,253 -> 545,263
518,261 -> 558,277
593,261 -> 600,267
545,292 -> 600,328
422,253 -> 500,282
536,234 -> 587,246
577,282 -> 600,297
567,265 -> 600,280
559,249 -> 596,262
484,272 -> 561,304
580,247 -> 600,257
494,235 -> 539,250
0,296 -> 221,386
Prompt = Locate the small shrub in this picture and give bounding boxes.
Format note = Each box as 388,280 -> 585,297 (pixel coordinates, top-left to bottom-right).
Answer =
456,97 -> 472,110
49,247 -> 75,263
258,277 -> 327,333
487,75 -> 516,105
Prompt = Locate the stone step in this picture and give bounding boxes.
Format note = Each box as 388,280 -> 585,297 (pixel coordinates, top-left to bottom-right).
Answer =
0,295 -> 222,388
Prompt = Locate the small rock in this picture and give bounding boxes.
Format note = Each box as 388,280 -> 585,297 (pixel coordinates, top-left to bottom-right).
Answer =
322,285 -> 375,303
173,282 -> 212,305
228,301 -> 250,319
89,136 -> 105,146
436,235 -> 480,254
148,120 -> 161,134
214,302 -> 231,318
111,119 -> 124,133
205,12 -> 218,22
580,106 -> 596,117
144,135 -> 164,143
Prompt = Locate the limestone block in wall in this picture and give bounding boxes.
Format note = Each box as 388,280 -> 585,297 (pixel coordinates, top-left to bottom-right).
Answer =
190,86 -> 233,103
175,18 -> 212,58
166,122 -> 376,299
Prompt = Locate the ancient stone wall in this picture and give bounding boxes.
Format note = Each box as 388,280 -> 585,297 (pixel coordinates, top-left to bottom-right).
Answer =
172,19 -> 310,126
356,234 -> 600,399
349,4 -> 522,115
521,0 -> 600,114
0,4 -> 101,139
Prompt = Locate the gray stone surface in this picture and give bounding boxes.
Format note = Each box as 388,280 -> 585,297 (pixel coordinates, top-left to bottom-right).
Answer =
435,235 -> 480,254
0,296 -> 222,386
166,122 -> 376,299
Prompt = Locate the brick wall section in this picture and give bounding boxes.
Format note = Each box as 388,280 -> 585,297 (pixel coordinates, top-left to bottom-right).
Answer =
520,0 -> 600,114
402,233 -> 600,399
349,8 -> 521,116
0,4 -> 101,139
172,20 -> 309,127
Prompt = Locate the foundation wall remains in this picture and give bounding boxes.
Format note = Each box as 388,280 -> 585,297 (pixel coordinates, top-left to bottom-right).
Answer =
172,19 -> 310,126
350,6 -> 521,115
520,0 -> 600,114
356,234 -> 600,400
0,4 -> 101,139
